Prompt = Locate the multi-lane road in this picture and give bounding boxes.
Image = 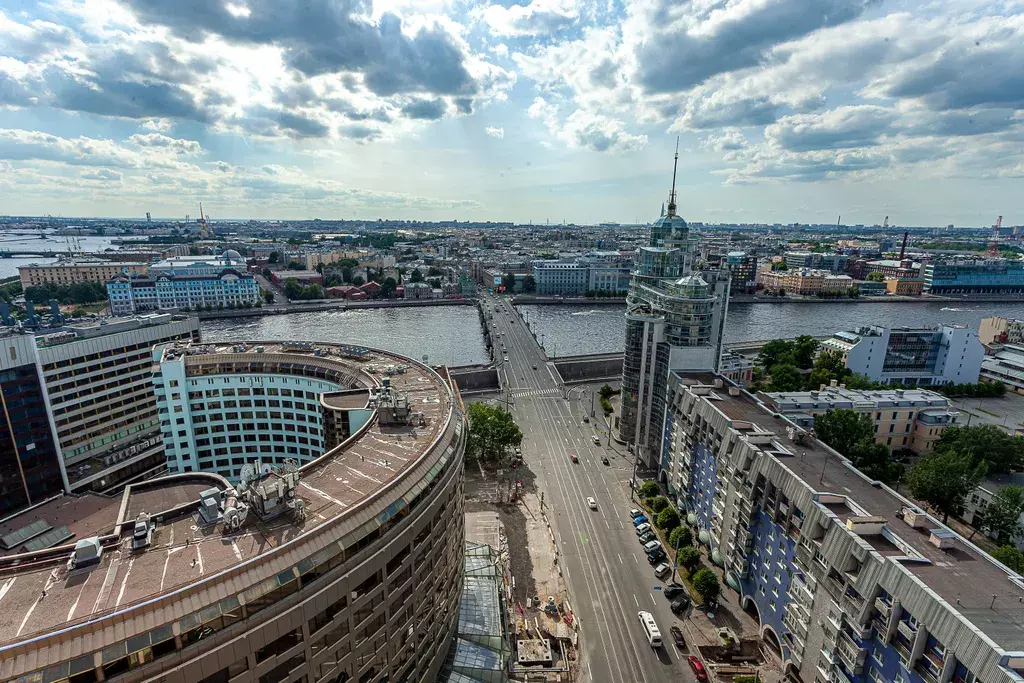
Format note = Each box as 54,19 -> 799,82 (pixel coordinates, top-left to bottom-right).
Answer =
481,292 -> 698,683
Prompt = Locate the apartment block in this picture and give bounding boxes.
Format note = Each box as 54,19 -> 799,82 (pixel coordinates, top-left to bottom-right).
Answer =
107,270 -> 261,314
760,386 -> 959,453
18,259 -> 149,288
662,373 -> 1024,683
979,316 -> 1024,345
822,325 -> 983,387
759,269 -> 853,295
925,258 -> 1024,295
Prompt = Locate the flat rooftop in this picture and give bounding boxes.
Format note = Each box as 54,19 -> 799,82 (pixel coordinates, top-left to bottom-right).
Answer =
0,342 -> 454,648
691,379 -> 1024,651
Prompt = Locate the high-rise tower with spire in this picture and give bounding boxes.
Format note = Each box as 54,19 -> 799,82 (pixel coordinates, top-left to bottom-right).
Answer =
616,142 -> 731,472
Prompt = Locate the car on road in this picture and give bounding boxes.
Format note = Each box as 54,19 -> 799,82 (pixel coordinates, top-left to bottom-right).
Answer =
664,585 -> 687,600
635,523 -> 651,536
592,435 -> 601,445
654,563 -> 671,579
638,531 -> 656,544
587,497 -> 597,509
583,415 -> 590,423
646,549 -> 666,565
632,515 -> 649,527
570,454 -> 579,463
643,540 -> 662,554
670,626 -> 685,649
601,457 -> 609,466
688,656 -> 709,681
533,364 -> 537,370
671,596 -> 690,614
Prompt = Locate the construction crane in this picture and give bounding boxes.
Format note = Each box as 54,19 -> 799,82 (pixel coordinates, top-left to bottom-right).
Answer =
988,215 -> 1003,257
882,216 -> 889,229
199,203 -> 214,240
995,215 -> 1004,232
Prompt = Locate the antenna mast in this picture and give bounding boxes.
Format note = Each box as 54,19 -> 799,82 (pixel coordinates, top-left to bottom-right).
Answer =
667,138 -> 680,217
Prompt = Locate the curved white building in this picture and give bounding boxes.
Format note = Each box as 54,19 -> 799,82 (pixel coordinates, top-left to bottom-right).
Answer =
0,342 -> 466,683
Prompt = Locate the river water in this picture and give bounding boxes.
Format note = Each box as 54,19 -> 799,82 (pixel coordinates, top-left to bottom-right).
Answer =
201,300 -> 1024,366
0,231 -> 122,279
201,306 -> 490,366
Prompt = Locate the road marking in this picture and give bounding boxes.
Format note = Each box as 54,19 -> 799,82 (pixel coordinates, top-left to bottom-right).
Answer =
650,593 -> 657,607
633,553 -> 639,564
633,594 -> 639,607
618,554 -> 623,564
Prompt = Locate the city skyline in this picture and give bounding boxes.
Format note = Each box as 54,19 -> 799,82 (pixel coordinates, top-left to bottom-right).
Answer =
0,0 -> 1022,225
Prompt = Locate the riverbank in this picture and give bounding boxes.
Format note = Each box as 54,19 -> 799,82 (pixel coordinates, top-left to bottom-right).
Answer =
195,297 -> 472,320
511,296 -> 626,305
516,294 -> 1024,305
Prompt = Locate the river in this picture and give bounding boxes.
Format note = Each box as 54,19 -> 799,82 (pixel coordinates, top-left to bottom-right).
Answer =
201,306 -> 490,366
0,231 -> 123,279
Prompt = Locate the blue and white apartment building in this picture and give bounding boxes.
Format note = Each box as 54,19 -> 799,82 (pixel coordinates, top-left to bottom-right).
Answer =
662,372 -> 1024,683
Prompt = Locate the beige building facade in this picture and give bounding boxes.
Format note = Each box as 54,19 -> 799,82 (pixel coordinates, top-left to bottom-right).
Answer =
18,260 -> 149,288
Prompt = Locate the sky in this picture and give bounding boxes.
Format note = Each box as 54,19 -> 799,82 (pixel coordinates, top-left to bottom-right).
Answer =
0,0 -> 1022,226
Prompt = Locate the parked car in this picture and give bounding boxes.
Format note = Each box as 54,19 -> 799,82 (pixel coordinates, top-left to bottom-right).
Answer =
602,456 -> 610,466
592,435 -> 601,445
632,515 -> 649,527
643,540 -> 662,554
629,508 -> 643,518
670,626 -> 685,649
571,454 -> 578,463
688,656 -> 709,681
583,416 -> 590,423
638,531 -> 656,544
635,523 -> 652,536
671,596 -> 690,614
654,563 -> 671,579
647,549 -> 667,565
664,585 -> 687,600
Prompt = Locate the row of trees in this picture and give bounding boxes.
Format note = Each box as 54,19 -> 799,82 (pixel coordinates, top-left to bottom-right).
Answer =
815,409 -> 903,484
814,287 -> 860,299
935,382 -> 1006,398
599,384 -> 616,417
754,338 -> 889,393
502,273 -> 536,293
283,280 -> 324,300
24,282 -> 107,305
637,482 -> 720,606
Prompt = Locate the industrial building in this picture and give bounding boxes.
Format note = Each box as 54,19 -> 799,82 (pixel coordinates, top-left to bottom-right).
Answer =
0,342 -> 465,683
980,344 -> 1024,393
617,148 -> 730,467
0,314 -> 200,501
821,324 -> 983,387
760,386 -> 960,453
662,373 -> 1024,683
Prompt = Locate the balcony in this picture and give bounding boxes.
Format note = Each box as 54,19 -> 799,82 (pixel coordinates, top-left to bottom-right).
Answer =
829,665 -> 857,683
874,597 -> 892,621
892,637 -> 912,662
896,619 -> 918,642
784,609 -> 809,638
871,614 -> 889,638
836,633 -> 867,674
915,660 -> 941,683
735,526 -> 753,551
731,554 -> 750,578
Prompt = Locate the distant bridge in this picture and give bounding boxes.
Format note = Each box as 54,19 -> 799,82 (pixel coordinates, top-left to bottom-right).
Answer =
0,251 -> 62,258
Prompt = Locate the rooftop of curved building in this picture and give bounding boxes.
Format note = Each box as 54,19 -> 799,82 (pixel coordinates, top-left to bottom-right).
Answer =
0,341 -> 458,651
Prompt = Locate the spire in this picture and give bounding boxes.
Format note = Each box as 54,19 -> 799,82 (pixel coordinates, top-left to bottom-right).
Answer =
661,201 -> 666,217
667,137 -> 679,217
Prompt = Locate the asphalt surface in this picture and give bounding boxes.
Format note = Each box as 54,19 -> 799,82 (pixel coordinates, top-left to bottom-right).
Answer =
481,292 -> 697,683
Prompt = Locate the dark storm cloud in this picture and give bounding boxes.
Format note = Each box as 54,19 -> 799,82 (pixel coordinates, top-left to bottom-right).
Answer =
400,98 -> 446,120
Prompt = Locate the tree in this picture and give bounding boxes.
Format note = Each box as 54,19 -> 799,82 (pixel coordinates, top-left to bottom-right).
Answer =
815,409 -> 876,457
657,506 -> 681,530
849,440 -> 903,485
380,276 -> 398,298
692,568 -> 720,605
758,340 -> 795,369
768,363 -> 803,391
669,526 -> 693,549
936,425 -> 1024,474
503,272 -> 517,292
981,486 -> 1024,543
867,271 -> 886,281
465,402 -> 523,462
678,547 -> 701,574
523,274 -> 537,293
409,269 -> 424,283
908,450 -> 988,522
599,384 -> 616,399
993,545 -> 1024,573
268,251 -> 280,264
639,481 -> 660,498
352,275 -> 365,286
792,335 -> 820,369
650,496 -> 670,513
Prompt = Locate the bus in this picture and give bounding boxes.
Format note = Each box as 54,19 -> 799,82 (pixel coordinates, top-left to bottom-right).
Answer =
637,610 -> 662,648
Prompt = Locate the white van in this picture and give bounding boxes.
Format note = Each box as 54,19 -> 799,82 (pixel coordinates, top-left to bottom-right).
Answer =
638,610 -> 662,648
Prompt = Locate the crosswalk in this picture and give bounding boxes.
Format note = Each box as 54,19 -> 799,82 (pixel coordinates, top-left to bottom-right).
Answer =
509,388 -> 563,399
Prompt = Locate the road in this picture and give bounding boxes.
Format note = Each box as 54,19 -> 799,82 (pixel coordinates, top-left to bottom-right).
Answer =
481,292 -> 698,683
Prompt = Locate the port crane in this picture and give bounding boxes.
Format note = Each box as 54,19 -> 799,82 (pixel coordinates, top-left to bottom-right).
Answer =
199,203 -> 214,239
988,216 -> 1003,257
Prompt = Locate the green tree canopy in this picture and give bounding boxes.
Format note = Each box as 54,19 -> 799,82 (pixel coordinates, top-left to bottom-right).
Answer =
908,449 -> 988,522
465,402 -> 523,462
503,272 -> 517,291
815,409 -> 876,457
936,424 -> 1024,474
768,363 -> 803,391
849,440 -> 903,485
758,340 -> 795,369
650,496 -> 670,513
692,568 -> 721,604
981,486 -> 1024,543
599,384 -> 616,399
409,269 -> 424,283
657,506 -> 681,530
669,526 -> 693,549
993,545 -> 1024,573
866,271 -> 886,281
522,274 -> 537,293
678,546 -> 701,573
380,276 -> 398,298
792,335 -> 820,369
268,251 -> 280,264
639,481 -> 661,498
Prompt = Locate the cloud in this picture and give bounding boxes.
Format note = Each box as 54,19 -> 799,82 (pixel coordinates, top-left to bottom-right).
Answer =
765,106 -> 898,152
529,98 -> 645,152
0,129 -> 144,168
238,106 -> 332,138
401,98 -> 447,120
485,126 -> 504,139
480,0 -> 580,37
632,0 -> 879,94
700,129 -> 748,152
79,169 -> 123,182
128,133 -> 203,154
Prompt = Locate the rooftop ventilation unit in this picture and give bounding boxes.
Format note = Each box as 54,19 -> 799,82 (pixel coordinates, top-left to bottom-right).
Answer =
72,537 -> 102,569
